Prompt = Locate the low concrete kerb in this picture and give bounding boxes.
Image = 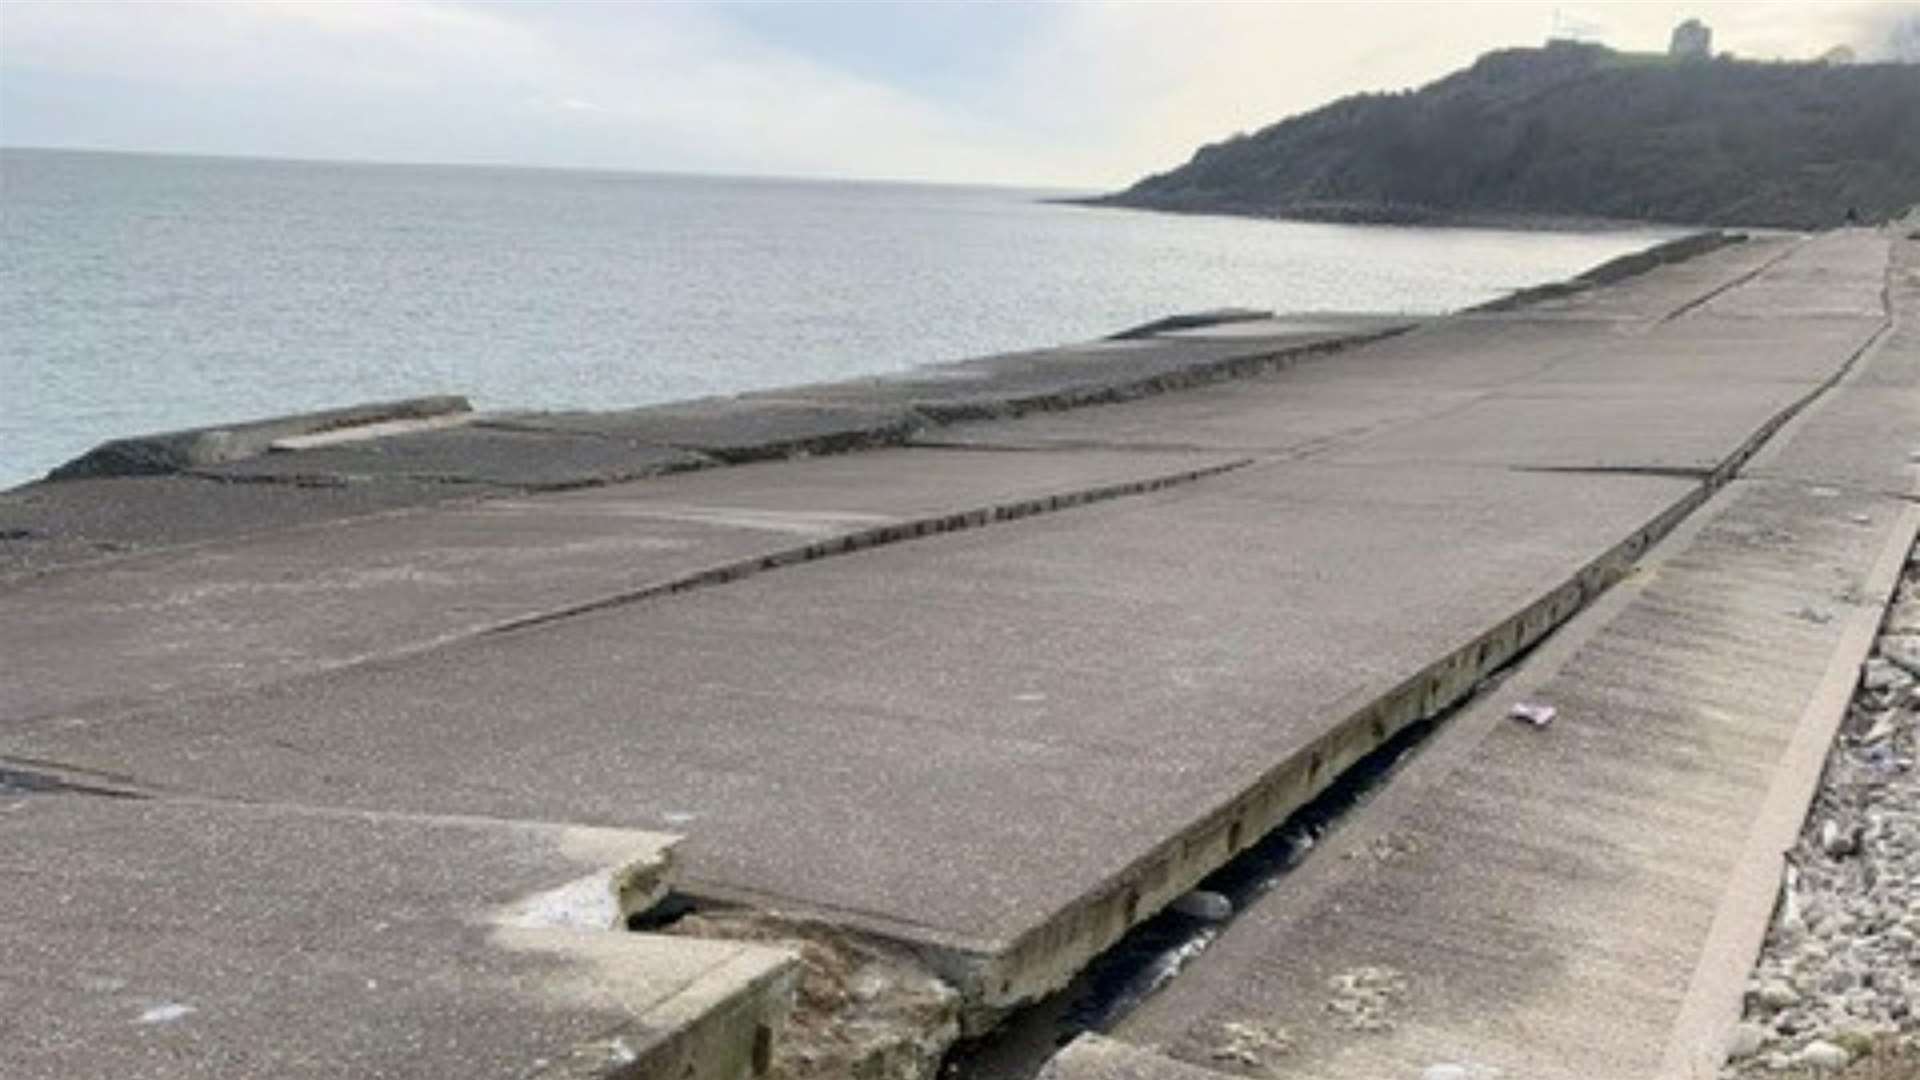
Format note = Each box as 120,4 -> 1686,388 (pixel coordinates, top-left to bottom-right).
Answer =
1658,499 -> 1920,1079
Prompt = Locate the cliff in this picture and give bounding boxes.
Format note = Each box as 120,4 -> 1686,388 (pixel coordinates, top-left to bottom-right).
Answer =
1089,43 -> 1920,230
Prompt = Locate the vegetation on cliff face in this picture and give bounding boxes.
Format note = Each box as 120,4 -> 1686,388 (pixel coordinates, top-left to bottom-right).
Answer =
1094,43 -> 1920,229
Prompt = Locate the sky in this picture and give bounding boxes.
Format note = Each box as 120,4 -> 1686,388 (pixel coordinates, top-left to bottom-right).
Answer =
2,1 -> 1915,190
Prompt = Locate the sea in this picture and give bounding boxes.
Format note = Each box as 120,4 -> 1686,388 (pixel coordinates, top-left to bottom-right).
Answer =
0,147 -> 1679,489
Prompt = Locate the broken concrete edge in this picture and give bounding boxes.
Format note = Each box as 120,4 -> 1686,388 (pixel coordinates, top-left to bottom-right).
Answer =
1037,1033 -> 1233,1080
1654,500 -> 1920,1080
660,480 -> 1711,1044
267,410 -> 481,451
1105,308 -> 1275,341
929,318 -> 1878,1025
528,943 -> 799,1080
662,907 -> 964,1080
1466,229 -> 1747,314
44,395 -> 472,481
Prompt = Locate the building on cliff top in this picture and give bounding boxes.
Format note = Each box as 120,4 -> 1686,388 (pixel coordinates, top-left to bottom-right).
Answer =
1670,18 -> 1712,60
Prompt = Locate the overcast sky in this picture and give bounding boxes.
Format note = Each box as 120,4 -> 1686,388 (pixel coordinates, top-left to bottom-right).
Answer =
2,1 -> 1914,189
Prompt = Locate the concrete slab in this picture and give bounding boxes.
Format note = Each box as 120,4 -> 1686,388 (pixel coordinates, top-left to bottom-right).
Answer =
1317,380 -> 1816,472
1690,230 -> 1892,321
2,461 -> 1702,1011
0,790 -> 795,1080
0,474 -> 478,580
1511,236 -> 1797,322
0,447 -> 1239,724
919,373 -> 1483,455
482,398 -> 927,463
204,426 -> 709,490
268,410 -> 480,451
757,317 -> 1409,421
4,227 -> 1894,1077
1104,481 -> 1919,1079
45,396 -> 472,481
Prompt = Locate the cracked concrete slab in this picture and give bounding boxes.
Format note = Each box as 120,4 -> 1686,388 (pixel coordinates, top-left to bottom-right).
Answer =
0,230 -> 1896,1077
202,425 -> 710,490
753,317 -> 1408,421
0,794 -> 794,1080
1105,477 -> 1917,1080
481,398 -> 927,462
0,447 -> 1240,725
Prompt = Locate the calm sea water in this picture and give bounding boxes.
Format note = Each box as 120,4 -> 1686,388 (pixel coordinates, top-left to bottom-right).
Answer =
0,148 -> 1676,488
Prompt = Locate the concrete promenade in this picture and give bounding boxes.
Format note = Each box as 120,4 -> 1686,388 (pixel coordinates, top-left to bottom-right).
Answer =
3,228 -> 1911,1078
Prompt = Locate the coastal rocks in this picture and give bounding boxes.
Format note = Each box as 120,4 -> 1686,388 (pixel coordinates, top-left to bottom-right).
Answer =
1723,549 -> 1920,1077
1881,634 -> 1920,679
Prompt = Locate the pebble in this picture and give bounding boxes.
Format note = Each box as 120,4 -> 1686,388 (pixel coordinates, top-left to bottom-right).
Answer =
1862,657 -> 1909,692
1795,1039 -> 1851,1070
1757,980 -> 1801,1011
1726,1021 -> 1767,1058
1170,890 -> 1233,922
1820,820 -> 1858,859
1883,635 -> 1920,678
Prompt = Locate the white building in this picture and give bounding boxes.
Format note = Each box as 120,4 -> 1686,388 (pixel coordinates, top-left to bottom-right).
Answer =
1670,18 -> 1713,60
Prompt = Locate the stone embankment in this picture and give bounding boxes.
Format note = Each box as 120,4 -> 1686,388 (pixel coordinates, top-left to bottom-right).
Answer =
1724,547 -> 1920,1077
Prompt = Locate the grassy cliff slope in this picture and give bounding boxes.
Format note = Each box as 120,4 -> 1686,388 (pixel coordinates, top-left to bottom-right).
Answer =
1093,43 -> 1920,229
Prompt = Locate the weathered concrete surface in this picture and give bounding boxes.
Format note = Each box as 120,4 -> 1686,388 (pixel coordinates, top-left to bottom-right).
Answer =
754,315 -> 1410,421
0,230 -> 1896,1076
202,424 -> 710,490
0,448 -> 1239,723
1089,233 -> 1917,1079
1,786 -> 796,1080
46,395 -> 472,480
0,473 -> 481,579
0,463 -> 1698,965
479,398 -> 928,463
1102,486 -> 1917,1079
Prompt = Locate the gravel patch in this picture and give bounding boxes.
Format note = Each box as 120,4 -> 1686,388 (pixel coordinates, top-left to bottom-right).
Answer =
1724,545 -> 1920,1078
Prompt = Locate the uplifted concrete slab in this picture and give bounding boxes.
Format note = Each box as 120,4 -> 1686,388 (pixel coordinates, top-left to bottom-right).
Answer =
45,396 -> 472,481
1,789 -> 794,1080
3,229 -> 1895,1079
482,398 -> 927,462
759,316 -> 1409,421
1,460 -> 1701,1010
204,425 -> 709,490
0,447 -> 1239,724
1107,477 -> 1917,1080
0,473 -> 479,580
1511,235 -> 1796,322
